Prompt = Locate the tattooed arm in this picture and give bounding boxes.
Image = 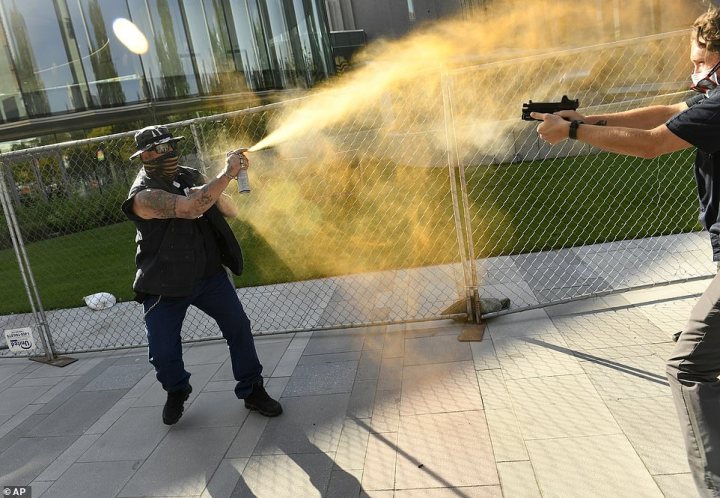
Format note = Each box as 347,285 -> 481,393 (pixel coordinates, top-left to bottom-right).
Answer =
132,152 -> 246,220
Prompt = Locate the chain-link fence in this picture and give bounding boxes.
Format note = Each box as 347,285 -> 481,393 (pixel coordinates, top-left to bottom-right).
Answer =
0,30 -> 713,358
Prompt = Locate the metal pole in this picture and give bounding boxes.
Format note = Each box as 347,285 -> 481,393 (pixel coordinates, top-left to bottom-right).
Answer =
441,72 -> 477,322
0,163 -> 54,360
190,123 -> 208,176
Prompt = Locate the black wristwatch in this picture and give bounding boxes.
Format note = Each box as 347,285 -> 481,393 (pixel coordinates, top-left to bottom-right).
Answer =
569,120 -> 583,139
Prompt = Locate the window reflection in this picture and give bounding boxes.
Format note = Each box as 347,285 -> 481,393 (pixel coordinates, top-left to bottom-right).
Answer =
0,0 -> 85,116
67,0 -> 148,107
182,0 -> 244,95
0,0 -> 333,122
128,0 -> 198,99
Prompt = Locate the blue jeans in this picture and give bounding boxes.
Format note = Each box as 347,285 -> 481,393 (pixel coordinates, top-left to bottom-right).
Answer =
143,271 -> 263,399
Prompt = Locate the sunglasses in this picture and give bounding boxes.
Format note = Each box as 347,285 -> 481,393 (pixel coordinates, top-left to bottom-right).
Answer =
691,59 -> 720,93
151,142 -> 175,154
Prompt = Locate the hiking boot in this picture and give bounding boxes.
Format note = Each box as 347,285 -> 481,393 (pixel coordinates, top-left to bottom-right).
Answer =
162,384 -> 192,425
244,379 -> 283,417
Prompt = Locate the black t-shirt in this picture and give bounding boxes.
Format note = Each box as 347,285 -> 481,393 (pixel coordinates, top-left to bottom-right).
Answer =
666,88 -> 720,260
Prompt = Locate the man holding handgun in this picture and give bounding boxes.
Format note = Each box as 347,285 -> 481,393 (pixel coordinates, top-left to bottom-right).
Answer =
533,8 -> 720,496
121,125 -> 282,425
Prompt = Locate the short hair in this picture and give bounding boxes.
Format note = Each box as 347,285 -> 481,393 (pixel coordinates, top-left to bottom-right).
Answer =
693,8 -> 720,53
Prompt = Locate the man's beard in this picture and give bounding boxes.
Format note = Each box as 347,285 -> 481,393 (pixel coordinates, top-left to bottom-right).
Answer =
144,153 -> 179,181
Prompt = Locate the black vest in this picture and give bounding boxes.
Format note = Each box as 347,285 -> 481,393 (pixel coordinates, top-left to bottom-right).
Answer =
121,166 -> 243,300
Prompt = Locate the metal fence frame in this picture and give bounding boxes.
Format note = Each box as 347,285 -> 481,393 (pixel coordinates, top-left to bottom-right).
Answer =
0,30 -> 714,358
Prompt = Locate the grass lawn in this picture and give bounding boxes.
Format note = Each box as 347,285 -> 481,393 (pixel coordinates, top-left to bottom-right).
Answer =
0,149 -> 702,315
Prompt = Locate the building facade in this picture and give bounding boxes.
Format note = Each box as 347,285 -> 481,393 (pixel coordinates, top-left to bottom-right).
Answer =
0,0 -> 333,141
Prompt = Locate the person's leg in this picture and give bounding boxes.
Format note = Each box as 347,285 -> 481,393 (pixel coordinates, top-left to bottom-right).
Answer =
667,272 -> 720,497
144,295 -> 192,393
192,272 -> 263,398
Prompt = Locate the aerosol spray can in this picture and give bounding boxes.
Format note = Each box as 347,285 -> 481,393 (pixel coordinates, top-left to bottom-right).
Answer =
227,147 -> 250,194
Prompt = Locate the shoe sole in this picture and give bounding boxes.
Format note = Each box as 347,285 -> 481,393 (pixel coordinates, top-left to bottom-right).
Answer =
244,402 -> 283,417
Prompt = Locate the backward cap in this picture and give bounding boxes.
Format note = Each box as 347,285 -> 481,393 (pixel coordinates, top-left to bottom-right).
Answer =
130,125 -> 185,159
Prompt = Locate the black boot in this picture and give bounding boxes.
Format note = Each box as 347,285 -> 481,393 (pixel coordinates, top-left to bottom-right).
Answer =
162,384 -> 192,425
244,379 -> 283,417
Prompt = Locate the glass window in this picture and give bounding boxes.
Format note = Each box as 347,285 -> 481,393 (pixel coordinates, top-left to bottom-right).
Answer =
290,0 -> 332,86
0,0 -> 86,117
262,0 -> 298,87
181,0 -> 244,95
224,0 -> 274,91
66,0 -> 148,107
127,0 -> 199,99
0,19 -> 26,122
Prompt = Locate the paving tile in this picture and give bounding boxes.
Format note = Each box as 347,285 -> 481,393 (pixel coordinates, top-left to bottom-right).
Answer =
505,374 -> 620,440
200,458 -> 249,498
31,375 -> 83,407
326,467 -> 363,498
81,363 -> 152,391
13,375 -> 64,388
118,426 -> 238,497
271,348 -> 303,378
401,361 -> 483,415
382,331 -> 405,358
607,396 -> 689,475
484,409 -> 528,462
0,403 -> 44,440
132,362 -> 221,407
253,393 -> 350,455
335,417 -> 371,471
496,461 -> 541,497
492,334 -> 584,379
370,389 -> 401,433
237,452 -> 335,497
0,363 -> 30,383
403,334 -> 472,366
40,460 -> 141,498
486,309 -> 555,338
347,379 -> 377,419
527,434 -> 664,498
183,341 -> 231,365
225,412 -> 270,459
0,386 -> 51,416
356,349 -> 382,380
78,406 -> 171,462
0,435 -> 77,484
579,353 -> 670,400
377,357 -> 403,391
476,369 -> 512,411
35,433 -> 100,481
304,331 -> 365,355
470,338 -> 500,370
122,369 -> 157,399
203,380 -> 237,392
297,351 -> 362,365
362,431 -> 398,491
24,357 -> 104,378
83,397 -> 135,435
27,480 -> 53,498
394,411 -> 499,489
182,391 -> 250,427
30,389 -> 127,436
394,487 -> 503,497
282,361 -> 358,396
653,473 -> 699,498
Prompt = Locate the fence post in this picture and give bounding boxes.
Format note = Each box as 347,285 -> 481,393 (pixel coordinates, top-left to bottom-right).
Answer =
30,156 -> 48,202
190,123 -> 208,175
0,161 -> 57,361
441,72 -> 481,322
2,161 -> 21,205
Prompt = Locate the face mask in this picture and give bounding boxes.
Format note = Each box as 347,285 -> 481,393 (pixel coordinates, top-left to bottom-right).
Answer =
143,149 -> 179,181
691,61 -> 720,93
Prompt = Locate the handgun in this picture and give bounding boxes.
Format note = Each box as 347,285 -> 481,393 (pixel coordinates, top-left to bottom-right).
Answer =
521,96 -> 579,121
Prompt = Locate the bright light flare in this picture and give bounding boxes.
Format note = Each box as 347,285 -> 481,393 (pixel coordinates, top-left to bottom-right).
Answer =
112,18 -> 148,55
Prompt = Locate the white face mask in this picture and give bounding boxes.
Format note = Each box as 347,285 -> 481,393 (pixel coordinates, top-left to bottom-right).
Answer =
691,65 -> 720,93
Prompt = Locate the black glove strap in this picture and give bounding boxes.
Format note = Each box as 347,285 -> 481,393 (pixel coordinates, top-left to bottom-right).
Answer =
569,120 -> 583,139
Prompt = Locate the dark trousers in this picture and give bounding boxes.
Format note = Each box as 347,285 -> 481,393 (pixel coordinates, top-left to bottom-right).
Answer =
143,271 -> 263,399
667,271 -> 720,497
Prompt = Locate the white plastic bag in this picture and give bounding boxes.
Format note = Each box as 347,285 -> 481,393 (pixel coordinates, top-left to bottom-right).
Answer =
83,292 -> 117,310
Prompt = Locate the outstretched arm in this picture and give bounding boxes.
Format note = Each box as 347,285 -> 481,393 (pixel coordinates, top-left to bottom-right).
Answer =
132,152 -> 246,220
555,102 -> 688,130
